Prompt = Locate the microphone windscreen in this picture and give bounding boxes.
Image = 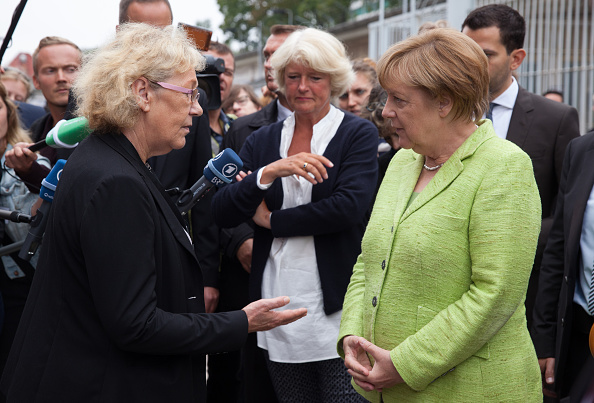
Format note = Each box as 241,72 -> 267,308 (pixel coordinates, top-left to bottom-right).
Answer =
204,148 -> 243,187
45,117 -> 91,148
40,159 -> 67,202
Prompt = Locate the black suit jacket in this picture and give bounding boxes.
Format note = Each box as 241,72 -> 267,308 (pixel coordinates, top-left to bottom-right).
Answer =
532,132 -> 594,396
507,87 -> 580,327
215,101 -> 281,310
0,133 -> 247,402
148,88 -> 220,287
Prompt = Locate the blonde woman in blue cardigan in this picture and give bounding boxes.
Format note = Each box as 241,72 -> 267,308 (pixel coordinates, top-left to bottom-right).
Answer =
338,28 -> 542,402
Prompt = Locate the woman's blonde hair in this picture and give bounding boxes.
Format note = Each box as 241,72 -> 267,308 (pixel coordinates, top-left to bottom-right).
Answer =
270,28 -> 354,98
0,83 -> 32,145
73,23 -> 204,133
377,28 -> 489,124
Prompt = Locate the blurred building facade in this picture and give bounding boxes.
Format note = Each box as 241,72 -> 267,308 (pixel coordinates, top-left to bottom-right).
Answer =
235,0 -> 594,134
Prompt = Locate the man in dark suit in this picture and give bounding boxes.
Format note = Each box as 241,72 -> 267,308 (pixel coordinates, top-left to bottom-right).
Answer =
216,24 -> 303,403
532,133 -> 594,401
462,4 -> 580,331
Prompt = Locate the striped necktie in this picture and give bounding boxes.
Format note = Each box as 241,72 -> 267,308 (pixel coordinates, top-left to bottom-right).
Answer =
586,265 -> 594,316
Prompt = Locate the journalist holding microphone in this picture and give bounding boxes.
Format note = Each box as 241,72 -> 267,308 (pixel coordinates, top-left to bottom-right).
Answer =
0,23 -> 306,402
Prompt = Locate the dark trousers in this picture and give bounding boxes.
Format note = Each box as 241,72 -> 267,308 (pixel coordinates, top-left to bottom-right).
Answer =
560,304 -> 594,401
242,334 -> 278,403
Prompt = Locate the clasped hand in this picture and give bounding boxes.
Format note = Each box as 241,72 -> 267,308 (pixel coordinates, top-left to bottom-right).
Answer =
343,335 -> 404,392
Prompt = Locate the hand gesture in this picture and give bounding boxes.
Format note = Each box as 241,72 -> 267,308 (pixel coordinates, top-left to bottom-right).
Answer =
260,152 -> 333,186
346,338 -> 403,392
242,296 -> 307,333
343,335 -> 373,389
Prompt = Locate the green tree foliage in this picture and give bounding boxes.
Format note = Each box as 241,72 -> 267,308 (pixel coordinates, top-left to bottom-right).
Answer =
217,0 -> 352,52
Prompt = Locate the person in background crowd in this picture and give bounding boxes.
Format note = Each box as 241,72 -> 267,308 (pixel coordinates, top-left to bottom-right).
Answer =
417,19 -> 450,34
119,0 -> 172,26
0,83 -> 50,401
4,36 -> 82,192
532,132 -> 594,401
222,84 -> 262,118
213,24 -> 304,403
0,68 -> 32,103
338,58 -> 377,116
339,28 -> 542,402
203,42 -> 235,153
0,23 -> 307,403
360,84 -> 399,187
0,69 -> 46,129
213,27 -> 378,403
543,89 -> 564,103
259,84 -> 277,107
462,4 -> 580,332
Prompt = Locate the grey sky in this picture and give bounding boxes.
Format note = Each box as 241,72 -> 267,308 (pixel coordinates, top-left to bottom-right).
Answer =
1,0 -> 225,65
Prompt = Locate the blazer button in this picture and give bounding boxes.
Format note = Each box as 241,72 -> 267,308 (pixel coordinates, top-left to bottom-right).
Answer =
381,260 -> 386,270
561,317 -> 565,327
564,276 -> 568,283
372,296 -> 377,307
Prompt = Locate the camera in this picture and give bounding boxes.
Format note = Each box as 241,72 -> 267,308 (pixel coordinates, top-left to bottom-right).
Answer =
197,55 -> 225,111
178,23 -> 223,111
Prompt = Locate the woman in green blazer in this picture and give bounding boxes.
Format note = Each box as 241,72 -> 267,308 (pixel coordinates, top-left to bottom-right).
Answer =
338,29 -> 542,402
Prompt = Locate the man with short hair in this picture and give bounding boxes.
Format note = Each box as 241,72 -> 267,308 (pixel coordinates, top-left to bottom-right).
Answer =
5,36 -> 82,190
119,0 -> 172,26
212,24 -> 304,403
462,4 -> 580,332
338,58 -> 378,116
203,42 -> 235,153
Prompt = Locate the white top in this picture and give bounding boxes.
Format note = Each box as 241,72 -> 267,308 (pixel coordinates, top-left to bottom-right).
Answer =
487,77 -> 519,139
257,105 -> 345,363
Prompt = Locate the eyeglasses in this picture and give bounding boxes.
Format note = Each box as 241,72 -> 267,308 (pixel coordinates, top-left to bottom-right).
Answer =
150,80 -> 200,103
234,95 -> 250,106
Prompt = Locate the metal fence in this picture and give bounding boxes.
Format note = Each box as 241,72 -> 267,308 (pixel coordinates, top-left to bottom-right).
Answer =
369,0 -> 594,133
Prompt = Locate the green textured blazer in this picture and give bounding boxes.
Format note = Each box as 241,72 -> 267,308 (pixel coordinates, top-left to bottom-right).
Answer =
338,121 -> 542,402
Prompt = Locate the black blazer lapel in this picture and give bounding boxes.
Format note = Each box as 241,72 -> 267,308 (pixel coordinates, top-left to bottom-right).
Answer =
100,134 -> 198,259
566,141 -> 594,265
507,87 -> 535,149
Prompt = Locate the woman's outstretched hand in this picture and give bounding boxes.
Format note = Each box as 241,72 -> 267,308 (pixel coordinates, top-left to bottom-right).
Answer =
242,296 -> 307,333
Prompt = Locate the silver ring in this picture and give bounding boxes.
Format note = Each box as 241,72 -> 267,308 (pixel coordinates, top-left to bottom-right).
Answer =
302,162 -> 308,170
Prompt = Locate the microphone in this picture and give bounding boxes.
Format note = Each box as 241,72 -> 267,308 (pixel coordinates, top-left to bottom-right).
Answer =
176,148 -> 243,214
29,117 -> 90,152
18,159 -> 67,261
0,209 -> 32,224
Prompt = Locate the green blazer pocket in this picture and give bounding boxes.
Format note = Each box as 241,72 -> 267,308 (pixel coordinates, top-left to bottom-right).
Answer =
421,214 -> 467,231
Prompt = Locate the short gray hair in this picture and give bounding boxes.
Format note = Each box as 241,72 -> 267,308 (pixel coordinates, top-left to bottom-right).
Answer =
270,28 -> 354,98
